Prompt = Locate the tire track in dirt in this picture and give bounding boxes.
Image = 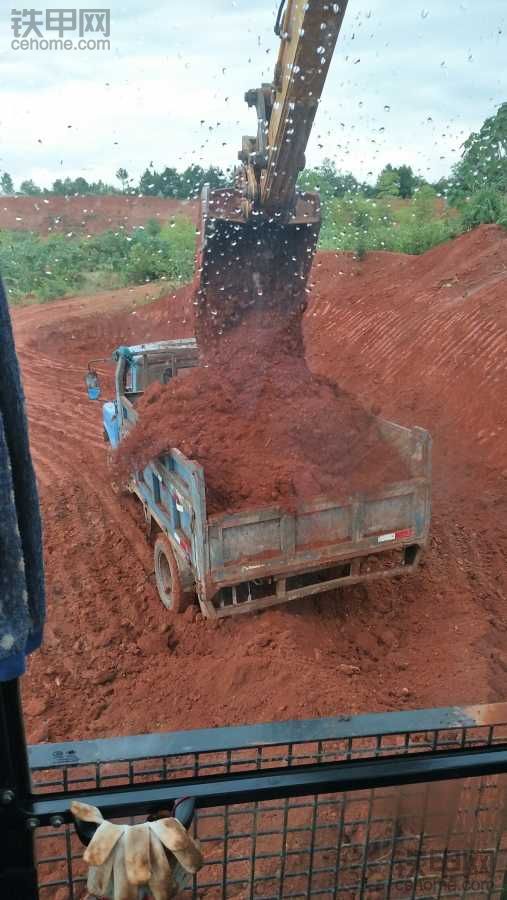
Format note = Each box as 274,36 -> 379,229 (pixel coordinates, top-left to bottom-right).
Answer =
306,226 -> 507,471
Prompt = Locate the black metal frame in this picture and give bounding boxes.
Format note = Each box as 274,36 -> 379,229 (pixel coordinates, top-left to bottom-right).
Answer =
25,745 -> 507,826
5,696 -> 507,897
0,680 -> 39,898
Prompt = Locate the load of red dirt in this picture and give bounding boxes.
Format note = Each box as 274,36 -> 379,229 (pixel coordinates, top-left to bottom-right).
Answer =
116,295 -> 408,515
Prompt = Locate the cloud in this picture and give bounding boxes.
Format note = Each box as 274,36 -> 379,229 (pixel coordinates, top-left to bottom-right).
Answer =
0,0 -> 505,188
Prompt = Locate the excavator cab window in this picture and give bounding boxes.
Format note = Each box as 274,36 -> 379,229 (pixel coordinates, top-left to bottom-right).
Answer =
7,5 -> 505,898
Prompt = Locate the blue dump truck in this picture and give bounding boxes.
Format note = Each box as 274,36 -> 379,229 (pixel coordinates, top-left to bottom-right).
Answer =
86,339 -> 431,619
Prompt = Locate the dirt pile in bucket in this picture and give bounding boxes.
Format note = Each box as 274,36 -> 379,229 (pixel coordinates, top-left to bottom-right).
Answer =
116,297 -> 408,515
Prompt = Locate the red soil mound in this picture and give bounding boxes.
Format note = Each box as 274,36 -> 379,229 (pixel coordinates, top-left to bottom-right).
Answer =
29,282 -> 195,361
305,224 -> 507,477
117,301 -> 408,514
0,194 -> 198,234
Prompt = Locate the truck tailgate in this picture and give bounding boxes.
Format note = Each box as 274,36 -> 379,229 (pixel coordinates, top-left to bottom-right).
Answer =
206,422 -> 431,588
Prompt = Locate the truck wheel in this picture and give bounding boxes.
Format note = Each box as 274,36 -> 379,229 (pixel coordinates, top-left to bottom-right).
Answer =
154,535 -> 193,613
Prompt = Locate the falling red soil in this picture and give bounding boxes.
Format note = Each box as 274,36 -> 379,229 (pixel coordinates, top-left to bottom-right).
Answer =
116,306 -> 408,514
0,194 -> 198,234
11,224 -> 507,746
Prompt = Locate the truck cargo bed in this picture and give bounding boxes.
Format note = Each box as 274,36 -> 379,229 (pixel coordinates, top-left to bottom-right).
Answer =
133,418 -> 431,618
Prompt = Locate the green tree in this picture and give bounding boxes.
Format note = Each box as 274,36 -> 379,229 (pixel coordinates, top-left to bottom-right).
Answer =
450,102 -> 507,201
116,167 -> 129,193
51,177 -> 89,195
72,176 -> 91,194
51,178 -> 66,194
201,165 -> 228,191
433,176 -> 451,197
299,160 -> 360,200
20,179 -> 42,195
375,165 -> 400,198
413,184 -> 438,222
88,179 -> 117,194
1,172 -> 14,194
398,164 -> 416,199
461,188 -> 506,229
138,167 -> 159,195
178,164 -> 205,198
159,167 -> 181,197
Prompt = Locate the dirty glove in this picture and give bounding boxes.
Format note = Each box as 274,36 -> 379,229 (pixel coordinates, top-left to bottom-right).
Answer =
71,801 -> 204,900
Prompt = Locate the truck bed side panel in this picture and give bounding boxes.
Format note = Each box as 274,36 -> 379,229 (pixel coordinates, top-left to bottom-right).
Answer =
206,422 -> 431,588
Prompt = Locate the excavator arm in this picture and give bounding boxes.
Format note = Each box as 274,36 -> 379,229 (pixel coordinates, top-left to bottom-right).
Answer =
196,0 -> 348,341
241,0 -> 348,217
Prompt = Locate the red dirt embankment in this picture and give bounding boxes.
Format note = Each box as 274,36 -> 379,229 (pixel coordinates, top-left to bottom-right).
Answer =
12,224 -> 507,744
0,194 -> 198,234
305,224 -> 507,478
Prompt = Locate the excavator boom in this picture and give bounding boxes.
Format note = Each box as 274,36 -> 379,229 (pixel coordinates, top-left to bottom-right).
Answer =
243,0 -> 348,217
196,0 -> 348,341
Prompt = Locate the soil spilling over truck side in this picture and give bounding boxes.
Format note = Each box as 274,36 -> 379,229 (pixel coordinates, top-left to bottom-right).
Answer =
116,290 -> 409,515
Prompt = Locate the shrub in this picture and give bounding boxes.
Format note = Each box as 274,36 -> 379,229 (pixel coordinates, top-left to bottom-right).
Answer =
460,189 -> 506,229
319,193 -> 461,256
0,216 -> 196,302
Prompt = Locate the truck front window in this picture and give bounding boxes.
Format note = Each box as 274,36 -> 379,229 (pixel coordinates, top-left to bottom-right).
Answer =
123,365 -> 134,393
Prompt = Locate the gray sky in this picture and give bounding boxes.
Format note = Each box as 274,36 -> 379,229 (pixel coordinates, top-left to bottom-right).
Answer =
0,0 -> 505,189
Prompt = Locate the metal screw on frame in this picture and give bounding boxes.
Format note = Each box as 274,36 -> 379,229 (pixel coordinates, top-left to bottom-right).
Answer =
50,815 -> 65,828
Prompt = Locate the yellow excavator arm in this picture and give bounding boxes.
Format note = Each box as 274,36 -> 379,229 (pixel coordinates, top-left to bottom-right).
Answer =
196,0 -> 348,340
241,0 -> 348,217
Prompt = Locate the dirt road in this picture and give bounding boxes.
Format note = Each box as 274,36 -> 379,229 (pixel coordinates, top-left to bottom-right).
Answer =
14,225 -> 507,743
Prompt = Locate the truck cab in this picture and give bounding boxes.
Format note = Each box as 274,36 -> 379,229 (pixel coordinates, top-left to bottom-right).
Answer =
101,339 -> 199,448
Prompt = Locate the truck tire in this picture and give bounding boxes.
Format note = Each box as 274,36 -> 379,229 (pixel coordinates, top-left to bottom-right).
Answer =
154,535 -> 193,613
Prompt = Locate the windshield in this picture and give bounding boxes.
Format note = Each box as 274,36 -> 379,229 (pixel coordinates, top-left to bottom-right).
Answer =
2,0 -> 505,756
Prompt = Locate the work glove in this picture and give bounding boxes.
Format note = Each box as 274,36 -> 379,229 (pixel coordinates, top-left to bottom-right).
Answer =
71,801 -> 204,900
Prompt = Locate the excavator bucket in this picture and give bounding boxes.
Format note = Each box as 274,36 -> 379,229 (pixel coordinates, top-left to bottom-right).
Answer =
195,186 -> 321,343
195,0 -> 348,343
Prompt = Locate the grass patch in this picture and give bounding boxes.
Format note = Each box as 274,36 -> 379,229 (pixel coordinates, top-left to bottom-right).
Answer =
1,216 -> 196,303
319,191 -> 463,257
